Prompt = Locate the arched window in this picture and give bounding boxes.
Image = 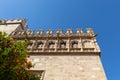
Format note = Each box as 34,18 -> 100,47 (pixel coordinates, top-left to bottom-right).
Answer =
48,41 -> 55,48
37,42 -> 43,48
71,41 -> 78,48
27,42 -> 33,49
83,39 -> 93,48
60,41 -> 66,48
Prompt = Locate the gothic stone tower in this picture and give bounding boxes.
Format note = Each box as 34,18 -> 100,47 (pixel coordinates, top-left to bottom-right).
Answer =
0,19 -> 107,80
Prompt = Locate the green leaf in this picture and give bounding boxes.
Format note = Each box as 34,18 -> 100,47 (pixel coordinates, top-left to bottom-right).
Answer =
12,66 -> 19,71
3,48 -> 10,55
0,48 -> 3,53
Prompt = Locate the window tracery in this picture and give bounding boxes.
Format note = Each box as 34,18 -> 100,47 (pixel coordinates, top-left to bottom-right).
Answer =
71,41 -> 78,48
27,42 -> 33,49
48,41 -> 55,48
82,39 -> 93,48
60,41 -> 66,48
37,42 -> 43,48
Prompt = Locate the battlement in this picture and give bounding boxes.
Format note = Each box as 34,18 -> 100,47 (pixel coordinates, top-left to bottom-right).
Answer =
9,28 -> 100,54
0,18 -> 106,80
9,28 -> 96,38
0,18 -> 26,24
0,19 -> 94,37
0,18 -> 100,54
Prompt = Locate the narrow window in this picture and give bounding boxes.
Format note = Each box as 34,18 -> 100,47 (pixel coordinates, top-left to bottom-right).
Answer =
49,43 -> 54,48
71,41 -> 78,48
37,42 -> 43,48
60,42 -> 66,48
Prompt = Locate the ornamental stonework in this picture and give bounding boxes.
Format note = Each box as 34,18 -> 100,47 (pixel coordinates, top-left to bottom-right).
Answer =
0,19 -> 107,80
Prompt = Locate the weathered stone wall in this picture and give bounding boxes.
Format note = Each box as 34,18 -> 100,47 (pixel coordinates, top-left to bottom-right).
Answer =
0,24 -> 21,35
30,54 -> 106,80
0,19 -> 27,35
0,19 -> 107,80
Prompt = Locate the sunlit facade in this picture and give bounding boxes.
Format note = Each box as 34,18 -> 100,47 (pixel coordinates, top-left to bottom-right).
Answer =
0,19 -> 107,80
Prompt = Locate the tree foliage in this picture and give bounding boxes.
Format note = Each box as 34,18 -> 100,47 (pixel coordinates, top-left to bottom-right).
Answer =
0,32 -> 40,80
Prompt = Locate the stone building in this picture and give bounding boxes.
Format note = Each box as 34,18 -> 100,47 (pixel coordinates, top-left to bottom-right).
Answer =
0,19 -> 107,80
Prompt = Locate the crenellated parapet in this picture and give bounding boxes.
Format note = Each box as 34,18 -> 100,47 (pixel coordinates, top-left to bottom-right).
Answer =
0,19 -> 106,80
9,28 -> 95,38
0,18 -> 26,25
0,19 -> 100,55
9,29 -> 100,55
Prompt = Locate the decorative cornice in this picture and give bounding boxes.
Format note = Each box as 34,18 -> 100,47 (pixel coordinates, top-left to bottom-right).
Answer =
9,28 -> 96,39
0,19 -> 100,55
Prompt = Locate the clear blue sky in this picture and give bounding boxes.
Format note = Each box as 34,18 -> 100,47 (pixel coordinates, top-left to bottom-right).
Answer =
0,0 -> 120,79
